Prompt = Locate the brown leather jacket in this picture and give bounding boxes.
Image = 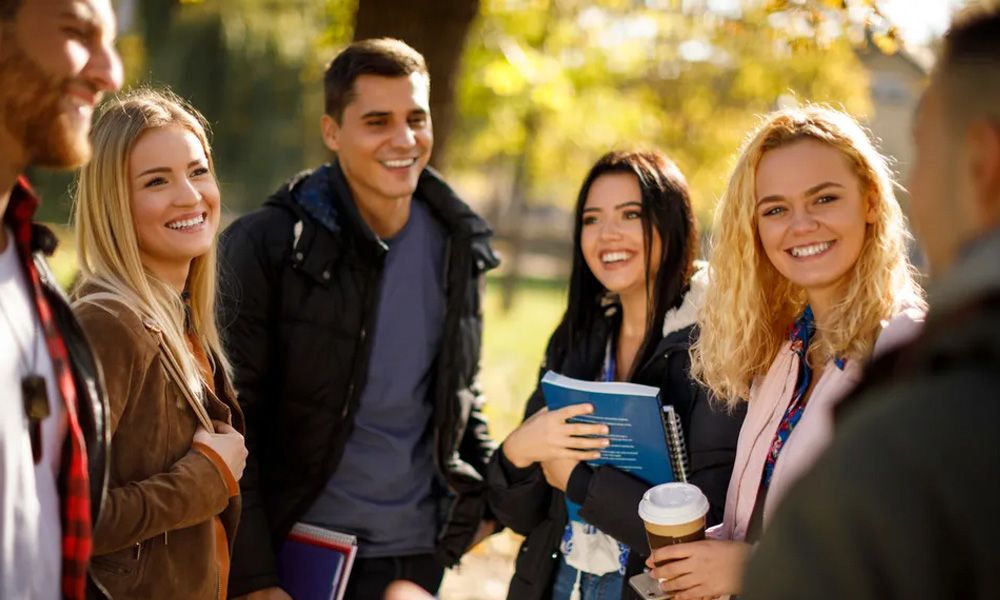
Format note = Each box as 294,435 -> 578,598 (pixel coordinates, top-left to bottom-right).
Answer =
74,295 -> 244,599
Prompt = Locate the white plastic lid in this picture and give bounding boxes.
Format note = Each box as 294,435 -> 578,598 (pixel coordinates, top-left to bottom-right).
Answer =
638,482 -> 710,525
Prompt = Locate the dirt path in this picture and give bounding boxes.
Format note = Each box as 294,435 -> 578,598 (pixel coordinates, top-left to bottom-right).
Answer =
438,532 -> 520,600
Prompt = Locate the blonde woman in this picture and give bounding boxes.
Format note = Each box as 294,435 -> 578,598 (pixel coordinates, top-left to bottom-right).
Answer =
71,89 -> 247,599
646,106 -> 926,599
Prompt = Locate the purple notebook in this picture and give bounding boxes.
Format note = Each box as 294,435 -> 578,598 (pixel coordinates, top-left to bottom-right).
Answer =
276,523 -> 358,600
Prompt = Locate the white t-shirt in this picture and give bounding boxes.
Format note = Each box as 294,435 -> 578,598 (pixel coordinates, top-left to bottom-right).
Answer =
0,227 -> 66,599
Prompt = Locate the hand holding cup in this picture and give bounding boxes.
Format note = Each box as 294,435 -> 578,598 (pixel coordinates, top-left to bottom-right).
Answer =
629,483 -> 711,599
636,483 -> 748,599
645,539 -> 751,599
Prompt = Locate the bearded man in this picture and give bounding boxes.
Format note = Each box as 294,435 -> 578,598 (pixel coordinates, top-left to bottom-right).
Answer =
0,1 -> 122,598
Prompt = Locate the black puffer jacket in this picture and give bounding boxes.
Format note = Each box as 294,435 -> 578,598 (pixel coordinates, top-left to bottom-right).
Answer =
219,162 -> 500,596
487,278 -> 745,600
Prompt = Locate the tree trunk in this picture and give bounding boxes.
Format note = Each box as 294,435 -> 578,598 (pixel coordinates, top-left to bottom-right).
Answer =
353,0 -> 480,168
499,110 -> 539,313
498,0 -> 558,312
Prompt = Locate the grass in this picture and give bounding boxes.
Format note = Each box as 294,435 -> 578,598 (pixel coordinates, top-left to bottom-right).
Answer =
45,223 -> 81,289
480,277 -> 567,441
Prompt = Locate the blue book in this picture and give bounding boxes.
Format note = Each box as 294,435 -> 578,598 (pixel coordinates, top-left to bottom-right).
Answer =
276,523 -> 358,600
540,370 -> 687,522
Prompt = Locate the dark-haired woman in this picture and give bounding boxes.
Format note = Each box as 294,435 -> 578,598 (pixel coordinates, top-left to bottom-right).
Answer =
488,150 -> 745,600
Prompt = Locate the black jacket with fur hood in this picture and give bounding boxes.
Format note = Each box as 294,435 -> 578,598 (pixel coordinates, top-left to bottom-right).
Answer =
487,272 -> 746,600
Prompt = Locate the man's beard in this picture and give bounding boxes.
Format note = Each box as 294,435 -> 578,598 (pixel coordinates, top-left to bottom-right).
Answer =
0,29 -> 92,169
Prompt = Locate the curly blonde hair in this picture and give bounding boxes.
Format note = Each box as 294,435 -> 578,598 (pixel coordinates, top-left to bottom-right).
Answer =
692,105 -> 925,407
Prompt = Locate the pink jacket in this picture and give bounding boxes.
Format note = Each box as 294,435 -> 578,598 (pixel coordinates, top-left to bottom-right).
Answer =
712,307 -> 924,543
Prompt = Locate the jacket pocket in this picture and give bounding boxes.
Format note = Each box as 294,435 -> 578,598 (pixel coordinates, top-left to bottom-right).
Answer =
91,542 -> 146,594
514,520 -> 559,585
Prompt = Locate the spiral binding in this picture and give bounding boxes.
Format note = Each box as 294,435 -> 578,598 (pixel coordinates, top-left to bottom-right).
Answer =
662,405 -> 690,483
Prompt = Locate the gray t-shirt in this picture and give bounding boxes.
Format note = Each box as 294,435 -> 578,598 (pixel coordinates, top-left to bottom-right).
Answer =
302,197 -> 447,558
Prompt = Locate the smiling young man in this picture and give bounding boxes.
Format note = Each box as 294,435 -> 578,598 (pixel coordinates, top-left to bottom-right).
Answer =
221,39 -> 500,600
744,6 -> 1000,600
0,0 -> 122,598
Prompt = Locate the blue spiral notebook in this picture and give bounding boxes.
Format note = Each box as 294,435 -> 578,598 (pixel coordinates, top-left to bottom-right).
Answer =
540,370 -> 687,522
276,523 -> 358,600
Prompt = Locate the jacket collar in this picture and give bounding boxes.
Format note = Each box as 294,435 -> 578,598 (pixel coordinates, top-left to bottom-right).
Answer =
3,176 -> 38,228
598,264 -> 707,365
928,226 -> 1000,317
280,160 -> 493,242
3,176 -> 58,257
660,263 -> 707,338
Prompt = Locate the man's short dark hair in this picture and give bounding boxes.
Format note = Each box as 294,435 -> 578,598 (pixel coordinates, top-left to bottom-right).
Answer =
937,4 -> 1000,125
323,38 -> 429,123
0,0 -> 22,20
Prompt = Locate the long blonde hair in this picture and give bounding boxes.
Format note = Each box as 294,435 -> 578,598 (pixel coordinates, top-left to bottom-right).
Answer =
72,88 -> 230,398
692,105 -> 925,406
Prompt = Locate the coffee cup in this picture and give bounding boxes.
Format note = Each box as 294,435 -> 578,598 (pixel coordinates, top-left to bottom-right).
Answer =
638,482 -> 709,565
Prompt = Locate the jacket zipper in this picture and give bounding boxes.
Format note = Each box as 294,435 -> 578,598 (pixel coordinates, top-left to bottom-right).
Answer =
340,248 -> 384,421
441,236 -> 453,295
433,234 -> 466,554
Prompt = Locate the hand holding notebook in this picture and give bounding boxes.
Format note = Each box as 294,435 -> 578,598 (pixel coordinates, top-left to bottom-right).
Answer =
276,523 -> 358,600
502,402 -> 610,468
540,371 -> 690,522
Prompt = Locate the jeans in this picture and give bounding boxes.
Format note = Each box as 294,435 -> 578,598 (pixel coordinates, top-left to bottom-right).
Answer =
552,553 -> 625,600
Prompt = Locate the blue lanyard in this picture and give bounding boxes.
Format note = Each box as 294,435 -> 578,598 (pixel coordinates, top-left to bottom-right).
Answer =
602,337 -> 617,382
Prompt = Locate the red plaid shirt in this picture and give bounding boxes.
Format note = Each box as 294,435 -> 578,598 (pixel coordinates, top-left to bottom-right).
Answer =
4,177 -> 92,600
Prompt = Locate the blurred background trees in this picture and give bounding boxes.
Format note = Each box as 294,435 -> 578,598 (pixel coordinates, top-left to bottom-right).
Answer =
354,0 -> 481,165
33,0 -> 909,308
452,0 -> 879,306
34,0 -> 887,221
